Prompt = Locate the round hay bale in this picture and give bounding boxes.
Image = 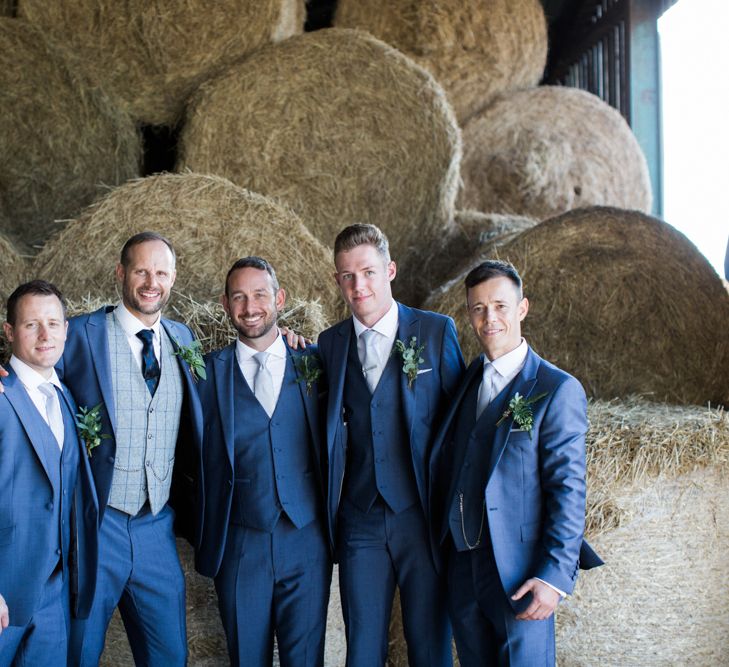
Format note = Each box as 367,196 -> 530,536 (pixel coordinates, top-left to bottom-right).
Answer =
0,232 -> 31,303
177,28 -> 461,304
557,399 -> 729,666
458,87 -> 652,220
16,0 -> 305,126
425,207 -> 729,406
0,18 -> 141,250
333,0 -> 547,124
32,173 -> 343,324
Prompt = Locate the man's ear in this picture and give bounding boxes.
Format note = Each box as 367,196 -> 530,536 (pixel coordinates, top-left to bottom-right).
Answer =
387,260 -> 397,282
2,322 -> 14,344
518,297 -> 529,321
115,262 -> 125,284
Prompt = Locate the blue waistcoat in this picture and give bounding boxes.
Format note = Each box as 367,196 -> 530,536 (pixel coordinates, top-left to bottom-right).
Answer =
342,332 -> 418,514
229,354 -> 320,533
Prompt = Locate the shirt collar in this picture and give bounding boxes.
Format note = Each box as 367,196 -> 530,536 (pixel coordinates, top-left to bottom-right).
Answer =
114,301 -> 162,338
235,330 -> 287,364
352,300 -> 399,339
485,338 -> 529,377
9,355 -> 62,391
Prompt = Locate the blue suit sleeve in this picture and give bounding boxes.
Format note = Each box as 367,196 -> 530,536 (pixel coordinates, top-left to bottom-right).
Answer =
439,316 -> 466,398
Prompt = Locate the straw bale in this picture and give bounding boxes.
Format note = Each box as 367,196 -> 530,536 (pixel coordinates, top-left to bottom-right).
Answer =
17,0 -> 305,126
32,173 -> 343,324
178,28 -> 461,304
458,87 -> 652,220
0,232 -> 31,304
0,18 -> 141,250
334,0 -> 547,124
425,207 -> 729,406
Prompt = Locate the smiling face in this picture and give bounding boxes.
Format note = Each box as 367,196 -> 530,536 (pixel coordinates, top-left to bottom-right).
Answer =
466,275 -> 528,361
116,239 -> 176,326
334,243 -> 396,327
223,266 -> 285,351
3,294 -> 68,377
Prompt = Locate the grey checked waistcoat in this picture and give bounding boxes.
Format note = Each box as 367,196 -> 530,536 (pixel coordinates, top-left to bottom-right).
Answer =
106,311 -> 184,515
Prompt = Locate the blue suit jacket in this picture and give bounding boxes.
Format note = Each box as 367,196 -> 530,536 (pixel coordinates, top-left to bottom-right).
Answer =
57,306 -> 204,542
318,302 -> 465,550
0,367 -> 98,626
432,346 -> 602,603
194,339 -> 326,577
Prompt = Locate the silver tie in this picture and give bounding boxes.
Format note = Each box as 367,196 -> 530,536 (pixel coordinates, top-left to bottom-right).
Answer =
476,363 -> 496,420
359,329 -> 379,393
39,382 -> 64,449
253,351 -> 276,417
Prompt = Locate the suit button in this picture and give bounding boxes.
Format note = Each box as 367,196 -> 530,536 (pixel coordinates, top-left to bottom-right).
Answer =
145,461 -> 151,467
55,548 -> 61,556
108,456 -> 115,464
149,408 -> 154,414
46,502 -> 53,510
227,480 -> 232,487
148,434 -> 153,440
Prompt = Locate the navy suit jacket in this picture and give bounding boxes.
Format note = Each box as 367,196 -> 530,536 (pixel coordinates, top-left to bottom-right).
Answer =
0,367 -> 98,626
432,346 -> 602,604
318,302 -> 465,550
194,339 -> 326,577
56,306 -> 204,542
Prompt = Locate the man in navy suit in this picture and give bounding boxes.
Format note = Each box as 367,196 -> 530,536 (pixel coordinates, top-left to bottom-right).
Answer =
56,232 -> 204,666
318,224 -> 465,666
195,257 -> 331,666
432,260 -> 602,667
0,280 -> 98,665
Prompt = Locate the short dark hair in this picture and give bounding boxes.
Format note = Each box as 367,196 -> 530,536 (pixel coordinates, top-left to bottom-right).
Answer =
225,256 -> 280,296
464,259 -> 523,297
6,280 -> 67,326
120,232 -> 176,267
334,223 -> 390,263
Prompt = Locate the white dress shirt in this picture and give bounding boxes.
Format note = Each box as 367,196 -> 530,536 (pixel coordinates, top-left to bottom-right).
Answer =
352,300 -> 399,390
235,333 -> 287,407
113,302 -> 162,369
9,355 -> 65,448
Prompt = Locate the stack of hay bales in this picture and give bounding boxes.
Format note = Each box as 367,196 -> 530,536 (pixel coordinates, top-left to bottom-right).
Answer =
458,86 -> 653,220
177,28 -> 461,304
0,18 -> 141,250
16,0 -> 305,125
333,0 -> 548,125
426,207 -> 729,406
32,172 -> 343,325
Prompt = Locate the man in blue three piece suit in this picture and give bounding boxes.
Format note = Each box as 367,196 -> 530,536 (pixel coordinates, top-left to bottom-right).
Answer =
318,224 -> 466,666
58,232 -> 204,666
195,257 -> 331,666
431,260 -> 603,667
0,281 -> 98,666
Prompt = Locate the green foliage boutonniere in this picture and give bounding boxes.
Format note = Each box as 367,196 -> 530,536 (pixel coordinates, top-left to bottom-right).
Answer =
496,391 -> 549,436
294,352 -> 323,396
393,336 -> 426,390
173,339 -> 207,382
76,403 -> 110,457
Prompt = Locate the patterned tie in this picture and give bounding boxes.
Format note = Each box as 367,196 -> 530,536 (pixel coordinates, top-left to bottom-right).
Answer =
476,363 -> 496,420
136,329 -> 160,396
359,329 -> 379,393
253,351 -> 276,417
38,382 -> 64,449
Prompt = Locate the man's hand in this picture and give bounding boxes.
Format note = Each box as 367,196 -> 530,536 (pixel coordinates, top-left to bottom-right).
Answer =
0,593 -> 9,633
279,327 -> 310,350
512,578 -> 560,621
0,364 -> 7,394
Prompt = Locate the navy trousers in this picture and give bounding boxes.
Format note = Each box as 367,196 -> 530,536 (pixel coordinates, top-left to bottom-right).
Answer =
337,499 -> 452,667
214,516 -> 331,667
0,568 -> 69,667
69,504 -> 187,667
447,545 -> 555,667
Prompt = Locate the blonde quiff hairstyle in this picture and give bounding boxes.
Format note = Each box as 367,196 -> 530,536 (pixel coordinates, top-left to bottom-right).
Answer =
333,223 -> 391,263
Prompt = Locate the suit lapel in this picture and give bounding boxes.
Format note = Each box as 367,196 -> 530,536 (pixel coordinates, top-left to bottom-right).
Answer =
326,319 -> 352,455
213,344 -> 236,468
162,319 -> 194,393
396,303 -> 420,445
486,347 -> 541,482
86,307 -> 116,433
288,344 -> 322,460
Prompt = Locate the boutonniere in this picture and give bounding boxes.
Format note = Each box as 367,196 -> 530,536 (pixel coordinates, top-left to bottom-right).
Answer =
294,352 -> 323,396
76,403 -> 110,457
496,391 -> 549,436
173,339 -> 207,382
393,336 -> 426,390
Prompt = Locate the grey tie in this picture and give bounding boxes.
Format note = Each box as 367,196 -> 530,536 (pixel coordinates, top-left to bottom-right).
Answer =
39,382 -> 64,449
253,351 -> 276,417
359,329 -> 379,393
476,363 -> 496,420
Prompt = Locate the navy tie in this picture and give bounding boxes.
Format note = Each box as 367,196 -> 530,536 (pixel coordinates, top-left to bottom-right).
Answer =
136,329 -> 160,396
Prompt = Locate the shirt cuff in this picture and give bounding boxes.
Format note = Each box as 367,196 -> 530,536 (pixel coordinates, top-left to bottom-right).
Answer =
535,577 -> 566,598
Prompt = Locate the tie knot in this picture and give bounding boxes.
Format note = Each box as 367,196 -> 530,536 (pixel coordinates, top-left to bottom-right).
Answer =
254,351 -> 269,369
38,382 -> 55,399
136,329 -> 154,345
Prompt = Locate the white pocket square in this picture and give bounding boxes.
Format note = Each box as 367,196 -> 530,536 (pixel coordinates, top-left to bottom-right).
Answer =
417,368 -> 433,375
